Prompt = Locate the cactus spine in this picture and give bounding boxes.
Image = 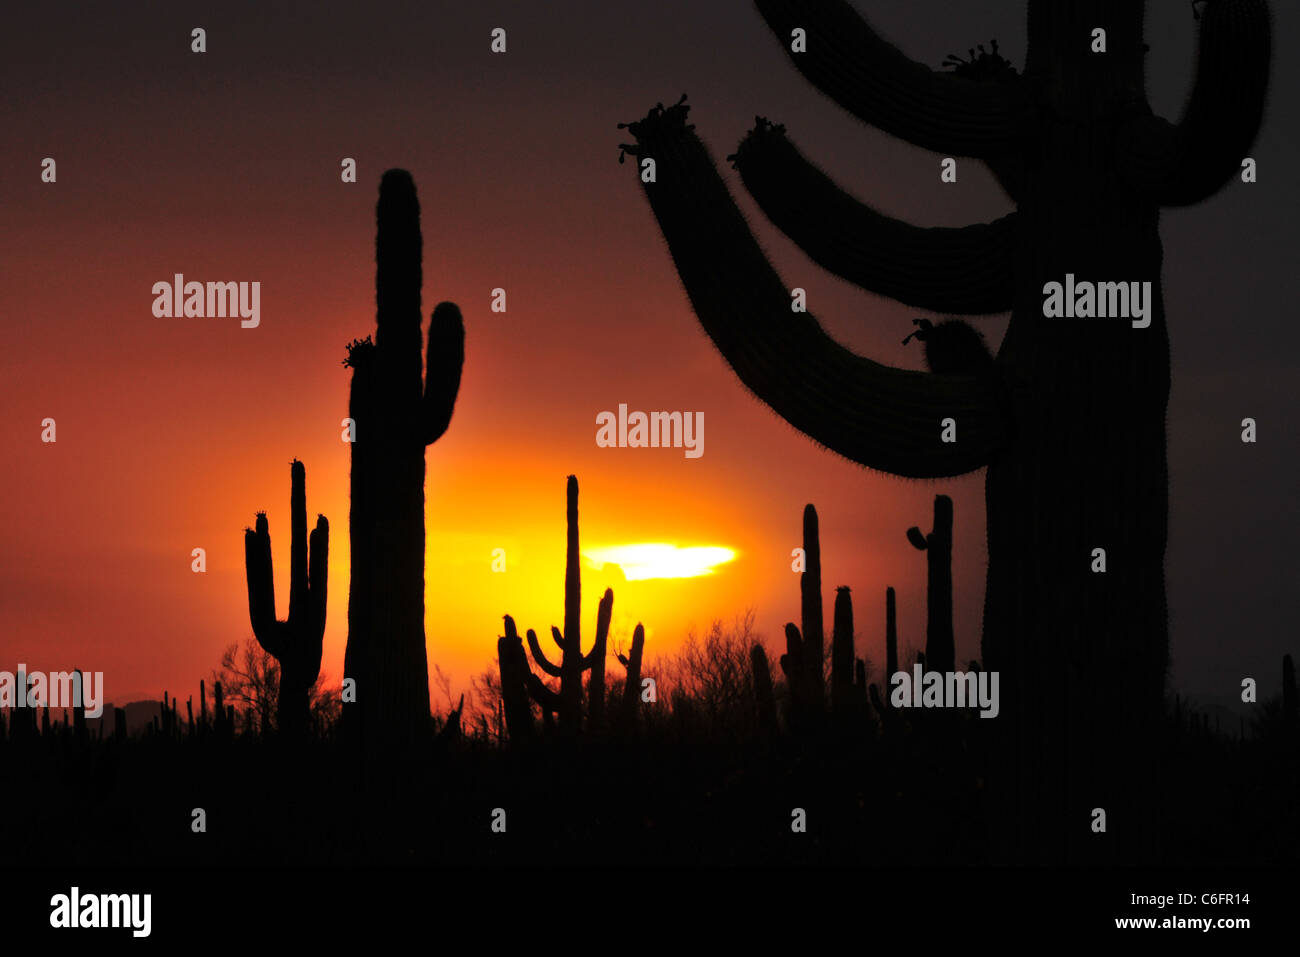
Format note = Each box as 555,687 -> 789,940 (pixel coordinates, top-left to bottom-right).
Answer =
342,168 -> 465,747
244,459 -> 329,737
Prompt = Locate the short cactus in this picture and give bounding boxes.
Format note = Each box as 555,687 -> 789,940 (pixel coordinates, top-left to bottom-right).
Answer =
907,495 -> 954,675
244,459 -> 329,737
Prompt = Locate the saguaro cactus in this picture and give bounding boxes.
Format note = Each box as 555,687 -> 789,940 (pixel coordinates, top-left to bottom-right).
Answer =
72,669 -> 86,740
616,623 -> 647,730
831,586 -> 869,724
498,616 -> 536,744
212,681 -> 231,738
516,476 -> 611,734
244,459 -> 329,737
751,644 -> 779,736
907,495 -> 954,675
342,169 -> 465,747
830,586 -> 855,717
621,0 -> 1270,862
799,505 -> 825,709
782,503 -> 863,731
884,586 -> 898,707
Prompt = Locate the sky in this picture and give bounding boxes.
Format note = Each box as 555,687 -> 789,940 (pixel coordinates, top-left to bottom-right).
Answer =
1,1 -> 1296,710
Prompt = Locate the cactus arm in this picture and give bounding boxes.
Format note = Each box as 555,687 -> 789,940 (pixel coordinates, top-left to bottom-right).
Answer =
586,588 -> 614,726
524,672 -> 565,712
551,626 -> 566,652
907,527 -> 929,550
422,302 -> 465,446
499,616 -> 537,743
753,0 -> 1021,158
305,515 -> 329,682
625,624 -> 645,681
731,120 -> 1016,315
526,628 -> 563,678
584,589 -> 614,669
615,623 -> 647,728
620,100 -> 1009,478
308,515 -> 329,639
244,514 -> 285,660
779,623 -> 804,681
1120,0 -> 1270,207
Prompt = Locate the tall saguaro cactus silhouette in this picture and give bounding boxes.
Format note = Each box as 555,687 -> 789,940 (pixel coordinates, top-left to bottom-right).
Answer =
621,0 -> 1270,861
343,169 -> 465,747
243,459 -> 329,737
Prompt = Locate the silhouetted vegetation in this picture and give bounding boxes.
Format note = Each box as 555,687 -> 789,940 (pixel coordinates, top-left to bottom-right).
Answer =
619,0 -> 1271,863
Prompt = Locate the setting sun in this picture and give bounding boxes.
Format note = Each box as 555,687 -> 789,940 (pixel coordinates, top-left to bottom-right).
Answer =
583,544 -> 738,581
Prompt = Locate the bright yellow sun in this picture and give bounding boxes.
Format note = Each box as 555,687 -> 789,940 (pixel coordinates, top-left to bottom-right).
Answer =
583,543 -> 738,581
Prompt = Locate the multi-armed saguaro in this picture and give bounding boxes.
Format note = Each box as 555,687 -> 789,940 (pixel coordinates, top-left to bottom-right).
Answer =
500,476 -> 645,738
343,169 -> 465,747
244,459 -> 329,737
621,0 -> 1270,861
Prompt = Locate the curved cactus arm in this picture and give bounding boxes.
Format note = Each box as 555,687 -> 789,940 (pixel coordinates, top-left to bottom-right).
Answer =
620,100 -> 1010,478
526,628 -> 563,678
731,119 -> 1017,314
550,626 -> 566,652
422,302 -> 465,446
906,527 -> 929,550
1120,0 -> 1270,207
524,671 -> 565,712
753,0 -> 1022,158
244,514 -> 286,660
